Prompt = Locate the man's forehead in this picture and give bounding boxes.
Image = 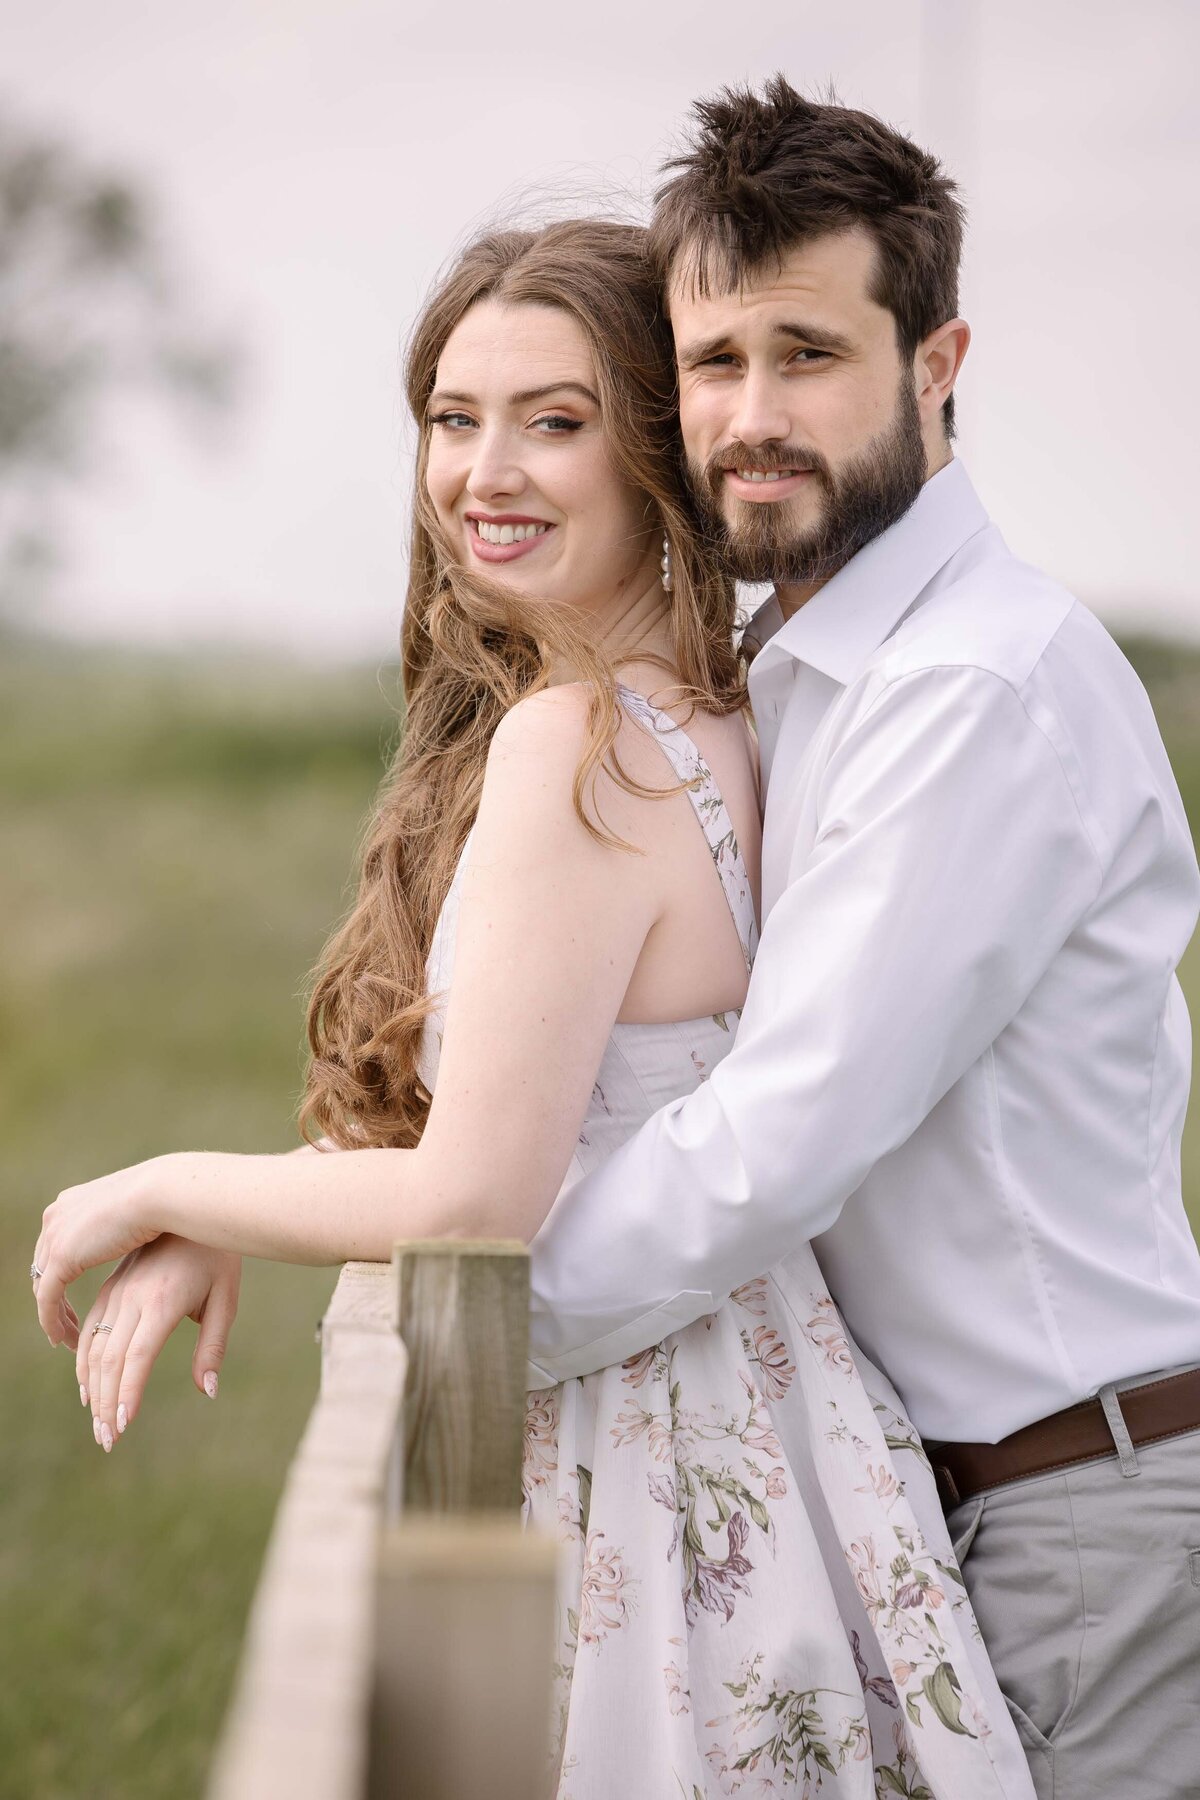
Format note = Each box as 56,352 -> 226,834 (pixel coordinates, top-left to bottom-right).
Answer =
667,226 -> 884,331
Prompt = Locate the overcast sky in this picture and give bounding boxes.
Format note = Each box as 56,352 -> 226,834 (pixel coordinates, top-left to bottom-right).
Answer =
6,0 -> 1199,660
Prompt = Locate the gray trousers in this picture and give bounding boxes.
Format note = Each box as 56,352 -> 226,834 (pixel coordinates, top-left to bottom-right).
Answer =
944,1372 -> 1200,1800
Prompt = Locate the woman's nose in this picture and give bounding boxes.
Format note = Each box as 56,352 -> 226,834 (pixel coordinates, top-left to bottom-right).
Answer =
465,430 -> 526,503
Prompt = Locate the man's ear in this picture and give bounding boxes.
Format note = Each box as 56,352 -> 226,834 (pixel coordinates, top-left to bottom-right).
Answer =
915,318 -> 971,426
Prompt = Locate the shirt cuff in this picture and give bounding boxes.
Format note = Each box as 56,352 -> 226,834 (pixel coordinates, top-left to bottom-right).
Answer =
526,1288 -> 719,1387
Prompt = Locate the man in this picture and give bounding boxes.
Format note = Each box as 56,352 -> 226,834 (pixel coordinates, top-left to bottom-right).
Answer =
527,77 -> 1200,1799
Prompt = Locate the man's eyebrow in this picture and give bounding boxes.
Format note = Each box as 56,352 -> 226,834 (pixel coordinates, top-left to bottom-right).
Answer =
427,380 -> 600,409
774,321 -> 855,354
677,321 -> 856,365
676,333 -> 733,368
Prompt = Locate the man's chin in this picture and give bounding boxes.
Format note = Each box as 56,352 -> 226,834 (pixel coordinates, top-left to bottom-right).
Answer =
723,492 -> 818,526
717,510 -> 828,583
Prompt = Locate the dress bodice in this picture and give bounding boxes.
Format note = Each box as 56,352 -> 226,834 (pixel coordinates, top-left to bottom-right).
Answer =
416,683 -> 759,1174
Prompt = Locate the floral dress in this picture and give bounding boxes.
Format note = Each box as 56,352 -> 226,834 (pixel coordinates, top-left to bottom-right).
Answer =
420,685 -> 1035,1800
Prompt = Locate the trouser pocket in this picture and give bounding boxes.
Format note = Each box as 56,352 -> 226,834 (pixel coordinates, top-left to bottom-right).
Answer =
948,1473 -> 1081,1751
945,1493 -> 985,1564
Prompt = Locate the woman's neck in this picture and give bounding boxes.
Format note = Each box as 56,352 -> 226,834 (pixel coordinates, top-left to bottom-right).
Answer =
548,563 -> 677,694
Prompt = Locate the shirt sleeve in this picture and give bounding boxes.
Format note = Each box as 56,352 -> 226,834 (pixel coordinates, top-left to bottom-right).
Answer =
525,663 -> 1105,1385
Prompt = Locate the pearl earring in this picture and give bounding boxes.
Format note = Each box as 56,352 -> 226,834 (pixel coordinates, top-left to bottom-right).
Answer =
660,532 -> 673,593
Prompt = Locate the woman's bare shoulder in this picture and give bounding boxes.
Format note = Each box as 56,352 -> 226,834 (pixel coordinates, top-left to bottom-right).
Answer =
457,687 -> 665,1005
483,684 -> 682,838
487,681 -> 595,761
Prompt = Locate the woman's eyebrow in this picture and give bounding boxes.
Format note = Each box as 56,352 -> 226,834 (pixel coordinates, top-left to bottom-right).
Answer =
427,381 -> 599,409
510,380 -> 599,406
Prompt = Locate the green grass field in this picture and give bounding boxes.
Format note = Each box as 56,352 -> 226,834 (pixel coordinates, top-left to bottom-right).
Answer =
2,627 -> 1199,1798
0,634 -> 402,1799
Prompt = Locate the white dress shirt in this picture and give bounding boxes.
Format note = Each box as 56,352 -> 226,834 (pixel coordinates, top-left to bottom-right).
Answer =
526,459 -> 1200,1443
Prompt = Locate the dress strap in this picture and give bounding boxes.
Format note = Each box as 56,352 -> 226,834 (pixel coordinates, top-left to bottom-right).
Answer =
615,683 -> 758,970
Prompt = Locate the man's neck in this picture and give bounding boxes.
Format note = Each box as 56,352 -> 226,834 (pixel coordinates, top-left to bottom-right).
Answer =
775,575 -> 826,624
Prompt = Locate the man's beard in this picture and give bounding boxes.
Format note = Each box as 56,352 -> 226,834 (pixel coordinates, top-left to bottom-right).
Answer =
688,375 -> 927,587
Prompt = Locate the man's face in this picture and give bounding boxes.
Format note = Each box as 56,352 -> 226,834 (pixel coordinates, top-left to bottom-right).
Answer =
669,226 -> 929,589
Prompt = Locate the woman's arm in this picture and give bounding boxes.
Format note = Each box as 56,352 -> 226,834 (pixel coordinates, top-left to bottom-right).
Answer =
35,687 -> 665,1333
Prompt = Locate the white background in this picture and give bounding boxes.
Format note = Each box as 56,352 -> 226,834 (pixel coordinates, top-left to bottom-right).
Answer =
6,0 -> 1198,660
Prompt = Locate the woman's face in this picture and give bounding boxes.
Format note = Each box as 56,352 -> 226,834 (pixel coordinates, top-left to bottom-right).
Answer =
425,299 -> 658,616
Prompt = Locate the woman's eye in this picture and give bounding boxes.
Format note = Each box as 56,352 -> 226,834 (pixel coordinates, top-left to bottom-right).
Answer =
429,411 -> 475,430
532,414 -> 585,434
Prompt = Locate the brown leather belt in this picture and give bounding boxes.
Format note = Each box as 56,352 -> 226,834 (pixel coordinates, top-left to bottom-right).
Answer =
928,1367 -> 1200,1510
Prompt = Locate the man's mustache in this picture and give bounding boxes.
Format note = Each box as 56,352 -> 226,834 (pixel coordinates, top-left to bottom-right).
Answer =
696,443 -> 832,493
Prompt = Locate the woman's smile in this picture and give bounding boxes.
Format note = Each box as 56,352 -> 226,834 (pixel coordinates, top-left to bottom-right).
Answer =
465,511 -> 556,562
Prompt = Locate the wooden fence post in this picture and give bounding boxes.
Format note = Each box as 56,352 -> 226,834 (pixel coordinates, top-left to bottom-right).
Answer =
366,1241 -> 556,1799
392,1239 -> 530,1513
367,1517 -> 558,1800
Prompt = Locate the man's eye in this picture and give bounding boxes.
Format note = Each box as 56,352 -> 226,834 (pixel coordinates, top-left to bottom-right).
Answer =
532,414 -> 585,433
429,411 -> 475,430
791,349 -> 831,365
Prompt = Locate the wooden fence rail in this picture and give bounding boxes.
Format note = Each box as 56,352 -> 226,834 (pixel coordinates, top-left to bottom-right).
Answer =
206,1242 -> 557,1800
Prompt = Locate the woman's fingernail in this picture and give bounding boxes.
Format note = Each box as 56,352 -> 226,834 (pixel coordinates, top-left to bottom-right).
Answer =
100,1423 -> 113,1453
80,1384 -> 89,1408
116,1403 -> 128,1435
203,1371 -> 218,1399
92,1415 -> 101,1444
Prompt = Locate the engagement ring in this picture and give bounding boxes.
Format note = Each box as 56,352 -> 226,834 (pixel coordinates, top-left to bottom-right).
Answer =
30,1262 -> 42,1282
90,1323 -> 114,1336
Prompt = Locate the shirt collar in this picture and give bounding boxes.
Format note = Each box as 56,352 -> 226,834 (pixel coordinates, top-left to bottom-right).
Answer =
748,458 -> 990,690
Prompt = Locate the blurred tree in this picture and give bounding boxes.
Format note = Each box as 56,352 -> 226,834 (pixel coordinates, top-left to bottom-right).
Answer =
0,108 -> 240,615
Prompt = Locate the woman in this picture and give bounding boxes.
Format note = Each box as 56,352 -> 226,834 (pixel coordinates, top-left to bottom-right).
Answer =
32,222 -> 1034,1799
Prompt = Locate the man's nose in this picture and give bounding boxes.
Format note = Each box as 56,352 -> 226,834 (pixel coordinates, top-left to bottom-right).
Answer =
728,370 -> 793,449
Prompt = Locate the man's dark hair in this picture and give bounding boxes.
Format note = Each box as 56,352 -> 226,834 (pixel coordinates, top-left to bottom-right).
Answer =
649,76 -> 966,436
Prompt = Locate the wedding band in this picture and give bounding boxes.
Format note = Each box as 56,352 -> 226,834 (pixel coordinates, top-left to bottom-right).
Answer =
90,1323 -> 114,1336
30,1262 -> 43,1282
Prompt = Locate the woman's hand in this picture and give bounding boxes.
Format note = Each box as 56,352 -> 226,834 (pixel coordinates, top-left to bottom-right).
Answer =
33,1158 -> 164,1346
76,1235 -> 242,1453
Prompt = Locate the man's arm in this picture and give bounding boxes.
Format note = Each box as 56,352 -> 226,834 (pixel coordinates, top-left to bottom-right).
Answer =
526,663 -> 1105,1383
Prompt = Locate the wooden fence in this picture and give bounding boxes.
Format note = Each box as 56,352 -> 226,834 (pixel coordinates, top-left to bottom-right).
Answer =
206,1241 -> 558,1800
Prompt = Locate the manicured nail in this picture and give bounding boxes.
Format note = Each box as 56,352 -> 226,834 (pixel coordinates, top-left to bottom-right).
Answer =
100,1423 -> 113,1453
92,1415 -> 101,1444
80,1384 -> 89,1408
203,1371 -> 218,1399
116,1403 -> 128,1435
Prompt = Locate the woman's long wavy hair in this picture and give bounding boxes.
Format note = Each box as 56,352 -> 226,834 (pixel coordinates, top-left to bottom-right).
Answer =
299,219 -> 743,1150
